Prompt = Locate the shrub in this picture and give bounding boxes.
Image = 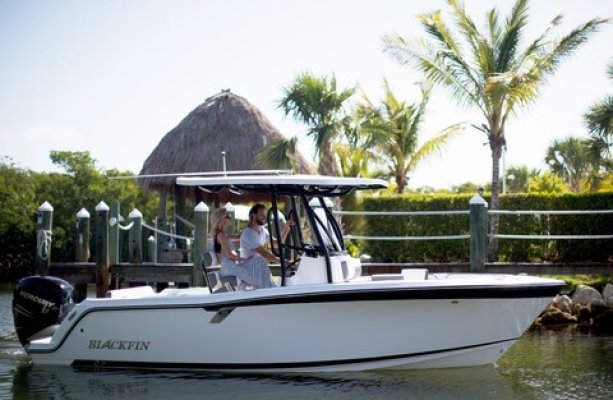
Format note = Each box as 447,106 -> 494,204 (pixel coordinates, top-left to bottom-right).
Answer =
352,192 -> 613,263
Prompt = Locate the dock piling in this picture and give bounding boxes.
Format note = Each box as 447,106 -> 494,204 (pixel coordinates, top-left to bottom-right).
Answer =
129,208 -> 143,264
469,193 -> 488,272
192,202 -> 209,287
35,201 -> 54,276
95,201 -> 110,297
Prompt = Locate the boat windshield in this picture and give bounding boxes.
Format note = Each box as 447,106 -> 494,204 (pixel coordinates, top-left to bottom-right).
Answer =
267,195 -> 345,258
307,199 -> 343,254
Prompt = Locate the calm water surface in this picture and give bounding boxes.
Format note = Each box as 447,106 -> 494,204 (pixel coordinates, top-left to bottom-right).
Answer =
1,283 -> 612,400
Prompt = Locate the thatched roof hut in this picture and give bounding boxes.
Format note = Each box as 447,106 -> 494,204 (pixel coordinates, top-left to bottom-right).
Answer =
139,90 -> 313,194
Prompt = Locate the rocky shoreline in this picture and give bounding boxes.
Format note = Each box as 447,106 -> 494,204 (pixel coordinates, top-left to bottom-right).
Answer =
532,283 -> 613,333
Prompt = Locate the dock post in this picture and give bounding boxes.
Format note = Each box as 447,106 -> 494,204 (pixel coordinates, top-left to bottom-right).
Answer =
147,235 -> 156,263
469,193 -> 488,272
95,201 -> 110,297
192,201 -> 209,287
129,208 -> 143,264
157,190 -> 167,261
175,185 -> 187,254
109,201 -> 120,266
76,208 -> 91,262
35,201 -> 54,275
74,208 -> 90,302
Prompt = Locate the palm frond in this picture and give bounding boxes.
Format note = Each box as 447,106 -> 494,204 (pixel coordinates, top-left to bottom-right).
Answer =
383,35 -> 485,113
495,0 -> 529,72
514,14 -> 563,73
418,10 -> 482,92
532,17 -> 611,77
585,96 -> 613,138
407,84 -> 432,140
404,123 -> 465,175
256,136 -> 299,170
447,0 -> 483,62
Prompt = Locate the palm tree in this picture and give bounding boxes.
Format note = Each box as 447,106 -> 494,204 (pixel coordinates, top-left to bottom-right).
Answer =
278,72 -> 355,176
545,136 -> 600,193
358,80 -> 463,193
383,0 -> 609,256
333,112 -> 383,178
584,60 -> 613,158
505,165 -> 540,193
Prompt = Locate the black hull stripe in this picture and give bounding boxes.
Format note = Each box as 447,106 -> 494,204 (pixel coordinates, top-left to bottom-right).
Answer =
201,284 -> 562,311
71,337 -> 518,370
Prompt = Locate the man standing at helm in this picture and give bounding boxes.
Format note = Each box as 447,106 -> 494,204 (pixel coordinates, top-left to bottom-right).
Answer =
240,203 -> 293,264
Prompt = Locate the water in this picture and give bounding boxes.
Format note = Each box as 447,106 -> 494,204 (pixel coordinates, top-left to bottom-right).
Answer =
1,283 -> 612,400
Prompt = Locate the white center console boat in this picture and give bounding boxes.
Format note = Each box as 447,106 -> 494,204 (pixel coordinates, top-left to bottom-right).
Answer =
13,174 -> 563,372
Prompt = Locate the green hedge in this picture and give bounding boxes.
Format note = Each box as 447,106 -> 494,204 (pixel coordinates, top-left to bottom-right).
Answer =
354,192 -> 613,263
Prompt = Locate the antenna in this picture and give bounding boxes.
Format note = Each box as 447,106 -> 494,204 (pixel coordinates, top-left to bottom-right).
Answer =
221,151 -> 227,176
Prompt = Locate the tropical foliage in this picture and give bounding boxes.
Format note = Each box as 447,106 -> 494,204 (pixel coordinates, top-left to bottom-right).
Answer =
528,172 -> 570,194
357,81 -> 463,192
256,136 -> 299,171
545,136 -> 604,192
504,165 -> 540,193
383,0 -> 610,257
585,60 -> 613,157
277,72 -> 355,176
0,152 -> 158,280
358,192 -> 612,263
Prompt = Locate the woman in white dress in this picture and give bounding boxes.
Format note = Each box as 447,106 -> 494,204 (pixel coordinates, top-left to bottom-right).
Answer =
209,207 -> 275,289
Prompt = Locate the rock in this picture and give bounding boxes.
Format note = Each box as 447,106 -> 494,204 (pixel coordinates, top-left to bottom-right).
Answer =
576,306 -> 592,323
572,285 -> 603,306
539,309 -> 577,325
589,299 -> 608,318
603,284 -> 613,307
552,294 -> 573,314
593,309 -> 613,333
571,302 -> 582,315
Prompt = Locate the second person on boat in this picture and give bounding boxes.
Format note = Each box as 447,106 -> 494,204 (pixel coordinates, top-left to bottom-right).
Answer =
210,207 -> 275,289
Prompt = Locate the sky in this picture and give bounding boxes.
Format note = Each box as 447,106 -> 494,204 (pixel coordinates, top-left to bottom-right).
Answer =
1,0 -> 612,189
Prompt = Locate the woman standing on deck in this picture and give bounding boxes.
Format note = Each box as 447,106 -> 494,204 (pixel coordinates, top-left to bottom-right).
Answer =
210,207 -> 275,289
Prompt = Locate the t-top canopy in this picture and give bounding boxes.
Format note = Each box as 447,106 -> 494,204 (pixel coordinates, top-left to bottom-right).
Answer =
176,174 -> 388,196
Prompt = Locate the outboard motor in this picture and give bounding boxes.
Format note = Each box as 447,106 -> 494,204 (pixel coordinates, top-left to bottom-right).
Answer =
12,276 -> 74,346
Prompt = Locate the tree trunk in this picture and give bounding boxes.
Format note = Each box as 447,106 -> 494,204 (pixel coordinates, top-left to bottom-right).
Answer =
318,136 -> 338,176
571,174 -> 580,193
317,135 -> 342,226
488,134 -> 504,261
395,173 -> 406,193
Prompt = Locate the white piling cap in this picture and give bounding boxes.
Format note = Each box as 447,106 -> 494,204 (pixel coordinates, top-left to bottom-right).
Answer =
148,235 -> 155,241
194,201 -> 209,212
38,201 -> 54,212
469,194 -> 488,207
129,208 -> 143,219
76,208 -> 90,218
95,201 -> 110,211
224,202 -> 235,212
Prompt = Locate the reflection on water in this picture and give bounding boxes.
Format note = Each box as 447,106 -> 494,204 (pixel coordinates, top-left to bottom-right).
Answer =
11,364 -> 519,400
1,284 -> 612,400
498,330 -> 613,400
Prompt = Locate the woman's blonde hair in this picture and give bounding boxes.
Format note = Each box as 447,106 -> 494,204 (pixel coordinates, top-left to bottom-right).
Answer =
211,207 -> 227,244
210,207 -> 227,242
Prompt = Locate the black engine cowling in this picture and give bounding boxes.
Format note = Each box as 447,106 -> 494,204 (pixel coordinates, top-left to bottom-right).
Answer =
13,276 -> 74,346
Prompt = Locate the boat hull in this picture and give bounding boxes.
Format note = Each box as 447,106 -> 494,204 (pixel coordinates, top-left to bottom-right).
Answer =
26,279 -> 558,372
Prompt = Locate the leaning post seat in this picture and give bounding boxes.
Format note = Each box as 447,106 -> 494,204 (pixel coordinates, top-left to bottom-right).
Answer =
201,251 -> 240,293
